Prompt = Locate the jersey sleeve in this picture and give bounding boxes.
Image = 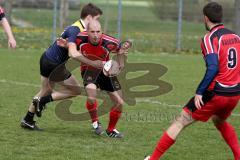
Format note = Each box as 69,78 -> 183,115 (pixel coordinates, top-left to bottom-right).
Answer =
102,34 -> 120,52
202,33 -> 219,56
197,35 -> 219,95
0,7 -> 5,21
61,26 -> 80,43
196,53 -> 219,95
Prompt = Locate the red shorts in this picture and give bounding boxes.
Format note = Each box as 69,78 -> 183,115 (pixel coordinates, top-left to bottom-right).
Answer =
184,94 -> 240,122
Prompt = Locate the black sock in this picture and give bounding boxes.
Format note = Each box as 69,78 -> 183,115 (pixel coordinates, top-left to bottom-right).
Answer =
24,111 -> 34,122
40,94 -> 53,105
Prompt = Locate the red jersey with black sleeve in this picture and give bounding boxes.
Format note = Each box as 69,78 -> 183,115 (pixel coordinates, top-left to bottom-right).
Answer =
199,24 -> 240,93
0,6 -> 5,21
75,32 -> 120,71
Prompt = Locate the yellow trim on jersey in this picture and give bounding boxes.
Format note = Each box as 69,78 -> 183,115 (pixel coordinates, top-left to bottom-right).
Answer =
71,20 -> 85,32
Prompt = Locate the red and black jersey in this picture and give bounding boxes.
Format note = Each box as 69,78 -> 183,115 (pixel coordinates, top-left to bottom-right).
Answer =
75,32 -> 120,71
0,6 -> 5,21
201,24 -> 240,90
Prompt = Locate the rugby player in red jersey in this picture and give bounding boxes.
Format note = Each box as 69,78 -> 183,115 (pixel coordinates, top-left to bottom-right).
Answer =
58,20 -> 130,138
145,2 -> 240,159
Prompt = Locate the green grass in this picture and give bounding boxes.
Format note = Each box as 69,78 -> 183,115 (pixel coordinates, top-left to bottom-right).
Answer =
0,48 -> 239,160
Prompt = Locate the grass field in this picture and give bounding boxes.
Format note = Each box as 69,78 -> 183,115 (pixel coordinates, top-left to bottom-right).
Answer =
0,48 -> 240,160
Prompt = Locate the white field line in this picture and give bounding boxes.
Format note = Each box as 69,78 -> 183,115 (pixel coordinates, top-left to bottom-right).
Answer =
136,98 -> 240,117
0,78 -> 240,117
0,79 -> 39,88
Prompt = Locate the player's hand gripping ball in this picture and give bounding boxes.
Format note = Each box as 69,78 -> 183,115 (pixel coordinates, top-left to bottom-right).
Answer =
103,60 -> 120,77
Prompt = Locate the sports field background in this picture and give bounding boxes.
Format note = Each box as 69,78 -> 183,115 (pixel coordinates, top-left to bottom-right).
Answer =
0,0 -> 240,160
0,0 -> 236,53
0,49 -> 240,160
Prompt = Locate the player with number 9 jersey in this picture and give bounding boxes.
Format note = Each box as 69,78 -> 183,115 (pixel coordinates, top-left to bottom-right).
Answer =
200,24 -> 240,92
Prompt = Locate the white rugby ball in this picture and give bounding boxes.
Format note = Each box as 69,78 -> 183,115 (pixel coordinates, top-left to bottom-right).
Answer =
103,60 -> 120,77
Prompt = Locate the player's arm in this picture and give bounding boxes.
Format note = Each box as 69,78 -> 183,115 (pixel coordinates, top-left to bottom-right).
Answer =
0,10 -> 16,49
196,53 -> 219,95
57,37 -> 68,48
195,53 -> 219,108
116,41 -> 132,70
65,27 -> 103,68
118,40 -> 132,55
116,54 -> 126,71
57,37 -> 102,68
68,42 -> 103,68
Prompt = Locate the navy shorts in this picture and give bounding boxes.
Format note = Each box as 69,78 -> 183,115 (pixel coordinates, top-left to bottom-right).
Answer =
40,53 -> 71,81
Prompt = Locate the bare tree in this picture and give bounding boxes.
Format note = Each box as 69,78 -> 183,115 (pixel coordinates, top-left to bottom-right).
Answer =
234,0 -> 240,35
59,0 -> 69,29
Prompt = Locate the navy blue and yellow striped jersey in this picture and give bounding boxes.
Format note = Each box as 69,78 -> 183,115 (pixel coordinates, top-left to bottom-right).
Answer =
45,20 -> 85,64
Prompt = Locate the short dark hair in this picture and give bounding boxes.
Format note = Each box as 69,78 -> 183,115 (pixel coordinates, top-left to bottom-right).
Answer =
80,3 -> 103,19
203,2 -> 223,23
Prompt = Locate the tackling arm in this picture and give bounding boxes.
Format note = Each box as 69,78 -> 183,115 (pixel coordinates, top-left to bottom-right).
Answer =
68,42 -> 103,68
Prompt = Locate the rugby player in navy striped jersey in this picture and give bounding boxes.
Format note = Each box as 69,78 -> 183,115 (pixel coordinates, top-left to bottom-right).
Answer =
21,3 -> 103,130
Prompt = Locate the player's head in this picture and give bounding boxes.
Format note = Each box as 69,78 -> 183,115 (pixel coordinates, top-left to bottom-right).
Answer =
203,2 -> 223,31
81,3 -> 103,23
87,20 -> 102,45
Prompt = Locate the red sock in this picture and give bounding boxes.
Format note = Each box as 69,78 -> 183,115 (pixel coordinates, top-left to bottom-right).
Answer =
216,122 -> 240,160
150,132 -> 175,160
86,100 -> 98,123
107,108 -> 121,132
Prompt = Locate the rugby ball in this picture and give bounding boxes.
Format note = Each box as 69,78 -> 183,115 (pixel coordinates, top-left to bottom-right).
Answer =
103,60 -> 120,77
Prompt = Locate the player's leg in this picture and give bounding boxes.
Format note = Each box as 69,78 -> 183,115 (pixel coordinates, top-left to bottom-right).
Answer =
29,76 -> 52,112
84,83 -> 103,135
147,110 -> 195,160
51,74 -> 81,100
212,95 -> 240,160
80,70 -> 103,134
21,76 -> 52,130
85,83 -> 98,123
36,74 -> 81,109
97,72 -> 123,138
212,115 -> 240,160
106,90 -> 124,138
147,92 -> 217,159
33,73 -> 81,117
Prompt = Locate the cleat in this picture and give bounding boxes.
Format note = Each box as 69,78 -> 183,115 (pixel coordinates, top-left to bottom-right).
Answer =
92,121 -> 104,135
20,119 -> 42,131
32,97 -> 45,117
106,129 -> 124,138
144,156 -> 150,160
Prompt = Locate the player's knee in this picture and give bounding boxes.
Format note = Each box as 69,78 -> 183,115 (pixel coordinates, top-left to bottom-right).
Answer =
39,88 -> 52,96
112,105 -> 123,112
70,87 -> 81,95
175,113 -> 192,127
87,97 -> 96,105
115,99 -> 124,107
212,115 -> 224,126
174,116 -> 186,128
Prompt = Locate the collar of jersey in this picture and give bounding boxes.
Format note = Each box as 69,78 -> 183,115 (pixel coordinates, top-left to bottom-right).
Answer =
210,24 -> 224,32
80,19 -> 86,31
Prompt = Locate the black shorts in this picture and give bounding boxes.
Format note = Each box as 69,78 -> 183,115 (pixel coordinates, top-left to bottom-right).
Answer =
184,90 -> 215,112
81,70 -> 121,92
40,53 -> 71,81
